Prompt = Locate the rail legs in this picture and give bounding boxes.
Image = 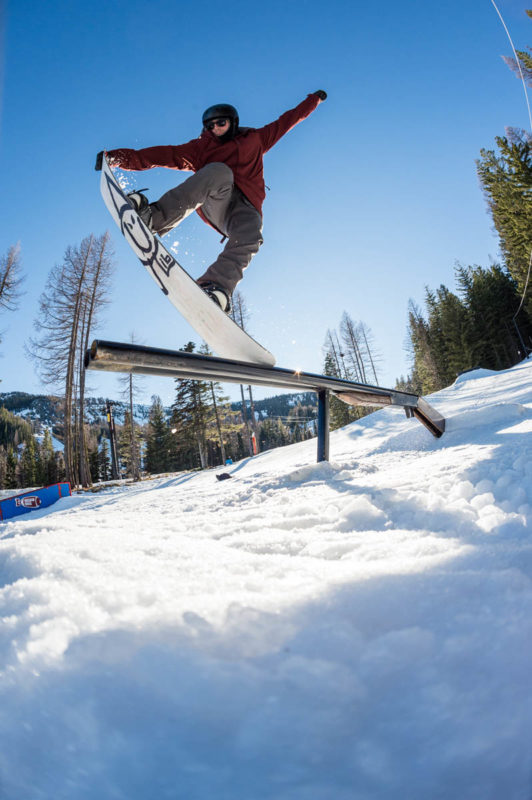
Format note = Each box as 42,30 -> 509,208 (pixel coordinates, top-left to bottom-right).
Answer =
317,389 -> 330,462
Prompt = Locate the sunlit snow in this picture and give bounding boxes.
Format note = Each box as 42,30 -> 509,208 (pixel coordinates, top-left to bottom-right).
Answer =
1,359 -> 531,799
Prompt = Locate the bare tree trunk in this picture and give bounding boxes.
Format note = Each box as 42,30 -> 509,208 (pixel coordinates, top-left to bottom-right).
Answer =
71,376 -> 80,487
78,233 -> 112,487
27,233 -> 115,488
333,330 -> 349,378
77,300 -> 92,487
340,313 -> 367,383
325,329 -> 343,375
64,236 -> 94,484
359,322 -> 379,385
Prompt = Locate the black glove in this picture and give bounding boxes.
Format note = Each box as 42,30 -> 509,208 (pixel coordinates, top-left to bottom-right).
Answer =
314,90 -> 327,101
95,151 -> 104,171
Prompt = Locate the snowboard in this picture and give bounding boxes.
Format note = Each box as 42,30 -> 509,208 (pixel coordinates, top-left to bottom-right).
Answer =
99,154 -> 275,366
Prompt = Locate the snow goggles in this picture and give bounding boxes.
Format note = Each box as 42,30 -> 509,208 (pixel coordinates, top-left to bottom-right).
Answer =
205,118 -> 230,130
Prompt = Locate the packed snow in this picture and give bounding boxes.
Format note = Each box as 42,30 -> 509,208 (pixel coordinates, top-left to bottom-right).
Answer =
1,359 -> 532,799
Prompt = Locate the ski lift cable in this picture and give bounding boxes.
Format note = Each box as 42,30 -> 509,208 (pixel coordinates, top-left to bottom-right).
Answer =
255,415 -> 317,422
490,0 -> 532,319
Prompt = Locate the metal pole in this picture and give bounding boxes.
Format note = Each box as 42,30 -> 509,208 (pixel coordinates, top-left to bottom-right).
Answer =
106,401 -> 120,480
513,317 -> 530,357
317,389 -> 330,462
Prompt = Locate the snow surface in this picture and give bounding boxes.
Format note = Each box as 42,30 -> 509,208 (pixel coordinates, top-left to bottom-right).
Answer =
1,359 -> 532,800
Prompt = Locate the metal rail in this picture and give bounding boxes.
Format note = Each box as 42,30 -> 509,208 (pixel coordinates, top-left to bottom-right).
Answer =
85,340 -> 445,461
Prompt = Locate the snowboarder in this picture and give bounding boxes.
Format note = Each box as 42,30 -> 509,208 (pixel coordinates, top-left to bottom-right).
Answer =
95,90 -> 327,313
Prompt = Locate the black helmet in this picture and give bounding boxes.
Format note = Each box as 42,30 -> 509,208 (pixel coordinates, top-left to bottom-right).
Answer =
202,103 -> 239,128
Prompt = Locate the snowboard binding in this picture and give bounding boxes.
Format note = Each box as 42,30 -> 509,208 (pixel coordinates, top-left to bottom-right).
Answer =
127,189 -> 153,230
199,282 -> 232,314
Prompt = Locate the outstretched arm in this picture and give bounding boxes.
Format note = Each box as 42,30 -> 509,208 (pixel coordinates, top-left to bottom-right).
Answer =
95,141 -> 201,172
258,91 -> 327,153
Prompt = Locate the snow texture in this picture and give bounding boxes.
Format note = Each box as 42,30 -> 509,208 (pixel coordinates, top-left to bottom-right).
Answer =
1,359 -> 532,799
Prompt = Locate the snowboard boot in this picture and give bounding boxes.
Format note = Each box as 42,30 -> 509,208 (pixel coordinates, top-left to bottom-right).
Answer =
199,281 -> 232,314
127,189 -> 153,230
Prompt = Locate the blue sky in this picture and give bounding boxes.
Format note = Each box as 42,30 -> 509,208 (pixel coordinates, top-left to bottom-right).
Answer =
0,0 -> 530,406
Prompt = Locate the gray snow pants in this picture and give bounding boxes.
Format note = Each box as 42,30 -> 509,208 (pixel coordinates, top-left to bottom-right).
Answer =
150,162 -> 263,294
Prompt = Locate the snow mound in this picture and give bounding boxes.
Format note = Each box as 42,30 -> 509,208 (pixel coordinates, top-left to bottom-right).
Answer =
453,366 -> 497,383
446,401 -> 531,432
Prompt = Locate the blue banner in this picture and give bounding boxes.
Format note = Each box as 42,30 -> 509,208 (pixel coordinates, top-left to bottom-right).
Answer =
0,482 -> 71,521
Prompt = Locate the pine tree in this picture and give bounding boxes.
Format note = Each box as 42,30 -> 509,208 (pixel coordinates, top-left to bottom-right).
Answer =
456,263 -> 531,367
118,411 -> 144,478
145,396 -> 173,475
118,405 -> 142,480
170,342 -> 211,469
196,343 -> 243,466
34,438 -> 45,486
40,428 -> 57,485
259,418 -> 289,451
5,447 -> 18,489
88,446 -> 100,483
55,452 -> 66,483
433,285 -> 470,381
406,300 -> 444,393
477,136 -> 532,315
0,447 -> 6,489
98,438 -> 112,482
403,263 -> 532,391
19,436 -> 37,488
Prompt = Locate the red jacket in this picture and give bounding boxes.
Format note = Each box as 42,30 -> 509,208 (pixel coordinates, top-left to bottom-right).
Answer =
106,93 -> 322,216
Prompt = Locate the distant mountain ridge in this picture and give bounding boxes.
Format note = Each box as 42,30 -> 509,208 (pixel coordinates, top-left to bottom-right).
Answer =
0,392 -> 153,429
231,391 -> 318,421
1,390 -> 318,430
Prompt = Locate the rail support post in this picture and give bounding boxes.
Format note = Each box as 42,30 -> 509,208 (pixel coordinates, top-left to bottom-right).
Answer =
317,389 -> 330,463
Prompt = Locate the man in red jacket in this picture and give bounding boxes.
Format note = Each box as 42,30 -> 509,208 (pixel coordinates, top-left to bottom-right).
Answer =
98,90 -> 327,312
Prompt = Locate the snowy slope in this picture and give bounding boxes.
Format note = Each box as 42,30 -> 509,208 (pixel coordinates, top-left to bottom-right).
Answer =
1,359 -> 531,800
